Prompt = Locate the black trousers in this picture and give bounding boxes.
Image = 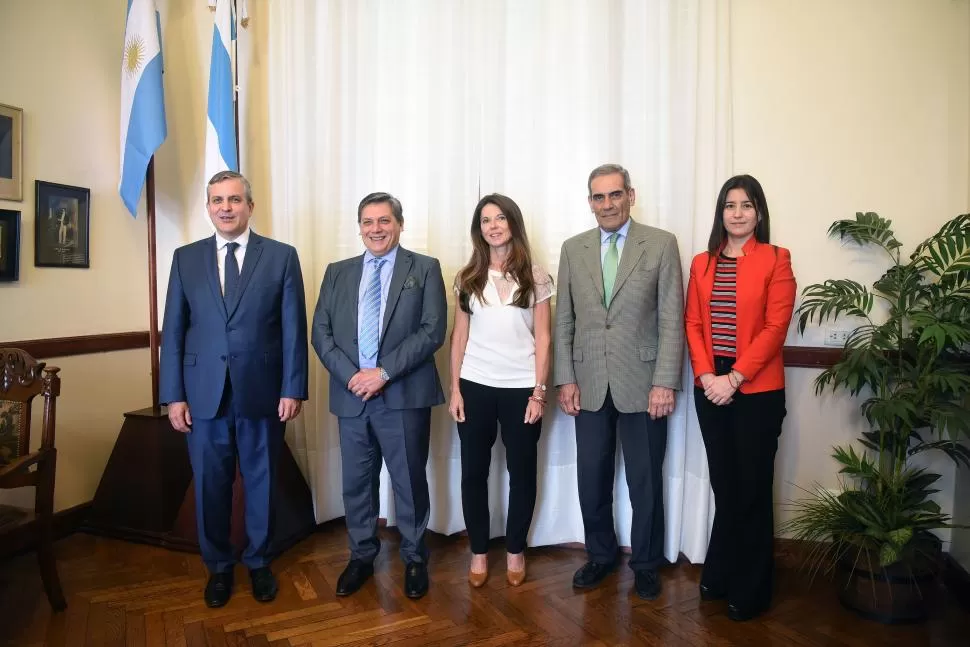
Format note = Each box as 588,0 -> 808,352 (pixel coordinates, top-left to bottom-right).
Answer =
575,389 -> 668,572
694,355 -> 787,611
457,379 -> 541,555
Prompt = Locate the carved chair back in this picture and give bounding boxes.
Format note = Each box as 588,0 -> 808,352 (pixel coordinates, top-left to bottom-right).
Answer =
0,348 -> 59,473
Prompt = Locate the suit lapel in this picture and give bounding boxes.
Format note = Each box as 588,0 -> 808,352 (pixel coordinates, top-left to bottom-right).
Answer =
381,248 -> 413,344
609,222 -> 648,304
348,254 -> 364,339
203,236 -> 228,321
580,230 -> 605,305
226,233 -> 264,319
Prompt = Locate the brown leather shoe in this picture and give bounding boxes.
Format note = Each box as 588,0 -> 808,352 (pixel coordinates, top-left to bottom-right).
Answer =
468,554 -> 488,588
506,553 -> 526,587
468,568 -> 489,588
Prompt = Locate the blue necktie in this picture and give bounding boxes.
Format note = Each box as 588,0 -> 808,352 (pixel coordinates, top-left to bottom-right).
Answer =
359,258 -> 386,359
223,241 -> 240,305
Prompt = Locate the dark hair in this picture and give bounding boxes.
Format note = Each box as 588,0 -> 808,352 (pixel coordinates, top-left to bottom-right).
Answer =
588,163 -> 632,196
357,192 -> 404,224
455,194 -> 536,313
707,174 -> 771,256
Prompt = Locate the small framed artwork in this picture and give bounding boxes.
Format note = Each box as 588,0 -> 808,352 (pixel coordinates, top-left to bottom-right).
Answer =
0,209 -> 20,281
0,104 -> 23,201
34,181 -> 90,268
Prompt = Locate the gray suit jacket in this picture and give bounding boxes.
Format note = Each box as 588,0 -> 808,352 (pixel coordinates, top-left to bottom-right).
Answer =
553,220 -> 685,413
312,247 -> 447,418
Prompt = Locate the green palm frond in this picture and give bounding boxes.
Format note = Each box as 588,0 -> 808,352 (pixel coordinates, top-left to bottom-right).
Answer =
828,212 -> 902,252
910,213 -> 970,277
797,280 -> 875,333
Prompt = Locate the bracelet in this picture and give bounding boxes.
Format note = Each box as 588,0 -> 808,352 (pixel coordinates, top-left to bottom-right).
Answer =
727,372 -> 741,389
528,395 -> 546,404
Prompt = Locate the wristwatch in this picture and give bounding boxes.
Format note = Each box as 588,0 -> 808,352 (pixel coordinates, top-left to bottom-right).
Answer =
534,384 -> 547,392
379,367 -> 390,381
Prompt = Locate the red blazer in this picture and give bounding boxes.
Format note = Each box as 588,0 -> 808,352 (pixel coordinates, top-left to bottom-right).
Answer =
685,239 -> 796,393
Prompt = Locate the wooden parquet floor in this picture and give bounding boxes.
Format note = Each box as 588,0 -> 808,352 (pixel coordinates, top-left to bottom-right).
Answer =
0,521 -> 966,646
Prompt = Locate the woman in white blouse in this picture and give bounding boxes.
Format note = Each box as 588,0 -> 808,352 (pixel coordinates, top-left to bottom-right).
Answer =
449,193 -> 554,589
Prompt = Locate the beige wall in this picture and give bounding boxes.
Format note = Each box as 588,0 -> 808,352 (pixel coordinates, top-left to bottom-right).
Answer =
0,0 -> 193,511
730,0 -> 970,544
0,0 -> 274,512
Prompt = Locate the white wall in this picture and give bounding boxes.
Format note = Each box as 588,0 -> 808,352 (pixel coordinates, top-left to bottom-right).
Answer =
730,0 -> 970,541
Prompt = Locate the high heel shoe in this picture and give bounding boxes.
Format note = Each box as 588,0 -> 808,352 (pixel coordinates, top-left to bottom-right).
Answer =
506,554 -> 526,587
468,568 -> 488,588
468,555 -> 489,588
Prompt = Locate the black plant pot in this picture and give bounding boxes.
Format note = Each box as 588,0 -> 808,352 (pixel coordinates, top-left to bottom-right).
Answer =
836,542 -> 942,624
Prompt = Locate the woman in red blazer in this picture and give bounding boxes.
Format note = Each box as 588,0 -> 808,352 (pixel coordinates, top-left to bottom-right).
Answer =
685,174 -> 796,621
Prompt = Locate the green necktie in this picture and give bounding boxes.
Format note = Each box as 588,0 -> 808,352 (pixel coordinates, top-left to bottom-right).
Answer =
603,232 -> 619,307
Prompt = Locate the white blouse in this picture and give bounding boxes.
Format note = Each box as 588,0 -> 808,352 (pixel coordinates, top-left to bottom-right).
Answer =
458,265 -> 555,389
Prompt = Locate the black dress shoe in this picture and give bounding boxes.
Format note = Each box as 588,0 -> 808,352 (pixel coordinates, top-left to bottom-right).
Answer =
699,583 -> 726,601
727,602 -> 767,622
336,559 -> 374,596
404,561 -> 429,599
634,569 -> 661,600
250,567 -> 278,602
204,571 -> 234,608
572,561 -> 616,589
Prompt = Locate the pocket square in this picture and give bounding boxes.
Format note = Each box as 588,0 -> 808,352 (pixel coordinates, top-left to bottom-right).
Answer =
403,276 -> 418,289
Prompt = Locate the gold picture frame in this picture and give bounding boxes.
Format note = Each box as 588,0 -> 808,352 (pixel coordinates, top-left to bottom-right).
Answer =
0,103 -> 24,202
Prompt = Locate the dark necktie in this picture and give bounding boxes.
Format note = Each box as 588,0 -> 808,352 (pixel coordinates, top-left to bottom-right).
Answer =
224,241 -> 240,305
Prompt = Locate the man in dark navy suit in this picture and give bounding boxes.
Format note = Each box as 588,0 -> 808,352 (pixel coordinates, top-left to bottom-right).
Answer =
312,192 -> 446,599
160,170 -> 308,607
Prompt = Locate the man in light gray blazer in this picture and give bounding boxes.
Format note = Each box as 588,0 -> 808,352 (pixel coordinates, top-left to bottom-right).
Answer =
554,164 -> 684,600
312,192 -> 447,600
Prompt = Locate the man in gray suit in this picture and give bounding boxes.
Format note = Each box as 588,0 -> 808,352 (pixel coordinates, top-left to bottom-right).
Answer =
312,192 -> 447,600
554,164 -> 684,600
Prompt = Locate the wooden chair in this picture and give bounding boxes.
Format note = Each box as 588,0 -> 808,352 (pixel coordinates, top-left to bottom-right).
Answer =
0,348 -> 66,611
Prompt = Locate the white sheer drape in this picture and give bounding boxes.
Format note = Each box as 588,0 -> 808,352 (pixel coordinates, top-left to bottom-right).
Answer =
268,0 -> 732,564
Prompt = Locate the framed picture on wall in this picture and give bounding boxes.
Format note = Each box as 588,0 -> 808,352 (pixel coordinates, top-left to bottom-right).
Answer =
34,181 -> 90,269
0,209 -> 20,281
0,104 -> 23,202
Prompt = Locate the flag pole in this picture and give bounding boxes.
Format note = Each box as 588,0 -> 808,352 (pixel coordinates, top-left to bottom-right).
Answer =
146,156 -> 161,411
233,0 -> 240,170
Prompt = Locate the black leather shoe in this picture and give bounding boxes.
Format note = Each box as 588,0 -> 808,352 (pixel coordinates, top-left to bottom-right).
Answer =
204,571 -> 234,608
634,569 -> 661,600
336,559 -> 374,596
571,561 -> 616,589
250,567 -> 278,602
727,603 -> 767,622
404,561 -> 429,599
699,583 -> 726,601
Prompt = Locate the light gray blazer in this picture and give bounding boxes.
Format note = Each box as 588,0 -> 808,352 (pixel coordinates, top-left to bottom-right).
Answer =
553,220 -> 685,413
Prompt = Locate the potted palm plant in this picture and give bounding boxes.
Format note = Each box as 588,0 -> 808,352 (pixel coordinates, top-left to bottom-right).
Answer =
784,212 -> 970,624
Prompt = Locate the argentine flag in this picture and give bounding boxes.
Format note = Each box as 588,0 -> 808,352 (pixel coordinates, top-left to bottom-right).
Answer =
205,0 -> 238,185
119,0 -> 167,217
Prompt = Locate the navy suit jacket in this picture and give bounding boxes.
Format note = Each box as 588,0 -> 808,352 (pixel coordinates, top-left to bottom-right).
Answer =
160,232 -> 309,420
311,247 -> 446,418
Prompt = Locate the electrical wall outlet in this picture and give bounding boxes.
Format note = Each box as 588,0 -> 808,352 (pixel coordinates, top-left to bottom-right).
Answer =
823,329 -> 850,347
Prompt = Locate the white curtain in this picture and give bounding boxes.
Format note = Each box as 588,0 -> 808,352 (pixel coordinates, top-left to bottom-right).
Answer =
268,0 -> 732,564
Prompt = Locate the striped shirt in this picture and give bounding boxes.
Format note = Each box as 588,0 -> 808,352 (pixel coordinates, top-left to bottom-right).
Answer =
710,254 -> 738,357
